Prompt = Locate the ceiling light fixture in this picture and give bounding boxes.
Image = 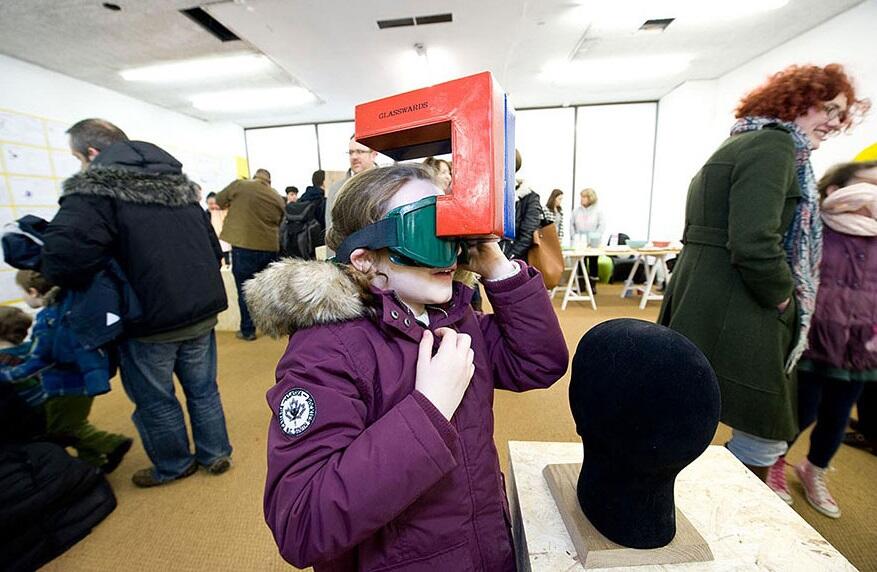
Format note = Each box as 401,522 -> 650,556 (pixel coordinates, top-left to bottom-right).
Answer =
541,54 -> 692,84
189,86 -> 315,112
120,54 -> 270,82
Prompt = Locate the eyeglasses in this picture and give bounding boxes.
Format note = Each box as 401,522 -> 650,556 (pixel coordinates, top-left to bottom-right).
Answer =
347,149 -> 373,157
823,103 -> 846,122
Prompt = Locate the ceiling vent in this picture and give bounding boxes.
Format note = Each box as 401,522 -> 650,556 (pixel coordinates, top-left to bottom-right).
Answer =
181,7 -> 241,42
415,13 -> 453,25
377,17 -> 415,29
377,13 -> 453,29
639,18 -> 675,32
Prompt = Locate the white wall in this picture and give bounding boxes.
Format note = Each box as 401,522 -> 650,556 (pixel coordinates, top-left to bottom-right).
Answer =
0,54 -> 245,192
651,80 -> 718,241
245,124 -> 318,195
0,54 -> 246,304
514,107 -> 576,208
654,0 -> 877,240
575,103 -> 658,243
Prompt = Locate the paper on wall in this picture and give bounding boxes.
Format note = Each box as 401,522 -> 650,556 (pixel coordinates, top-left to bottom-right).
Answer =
0,111 -> 45,147
3,144 -> 53,176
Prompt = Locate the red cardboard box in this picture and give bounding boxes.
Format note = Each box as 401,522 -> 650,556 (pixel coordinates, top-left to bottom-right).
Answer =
355,71 -> 515,238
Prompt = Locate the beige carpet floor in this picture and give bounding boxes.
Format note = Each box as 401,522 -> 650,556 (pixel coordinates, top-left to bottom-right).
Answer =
42,284 -> 876,571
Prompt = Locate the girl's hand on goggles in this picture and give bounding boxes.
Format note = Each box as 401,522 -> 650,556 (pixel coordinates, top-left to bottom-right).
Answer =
461,240 -> 517,280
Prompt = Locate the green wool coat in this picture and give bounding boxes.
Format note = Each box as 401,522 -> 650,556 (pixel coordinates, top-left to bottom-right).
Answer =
658,126 -> 802,441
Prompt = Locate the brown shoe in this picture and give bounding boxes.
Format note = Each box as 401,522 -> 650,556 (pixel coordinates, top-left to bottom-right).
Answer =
132,462 -> 197,488
201,456 -> 232,475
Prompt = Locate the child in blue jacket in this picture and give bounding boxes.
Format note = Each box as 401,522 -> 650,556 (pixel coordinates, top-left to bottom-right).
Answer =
0,270 -> 132,472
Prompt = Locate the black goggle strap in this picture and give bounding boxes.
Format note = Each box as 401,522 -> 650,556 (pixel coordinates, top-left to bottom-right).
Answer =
333,218 -> 399,264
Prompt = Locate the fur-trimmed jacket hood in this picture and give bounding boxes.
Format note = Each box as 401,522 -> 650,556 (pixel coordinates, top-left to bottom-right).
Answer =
244,259 -> 367,338
63,141 -> 199,207
245,258 -> 479,338
40,140 -> 227,337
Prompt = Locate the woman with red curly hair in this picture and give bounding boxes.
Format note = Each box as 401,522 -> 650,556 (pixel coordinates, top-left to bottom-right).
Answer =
659,64 -> 867,483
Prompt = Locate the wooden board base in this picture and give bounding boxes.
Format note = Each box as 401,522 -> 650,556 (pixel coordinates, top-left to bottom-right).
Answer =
543,463 -> 713,569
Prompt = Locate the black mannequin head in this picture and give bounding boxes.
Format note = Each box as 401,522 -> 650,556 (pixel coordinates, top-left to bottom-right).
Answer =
569,319 -> 720,548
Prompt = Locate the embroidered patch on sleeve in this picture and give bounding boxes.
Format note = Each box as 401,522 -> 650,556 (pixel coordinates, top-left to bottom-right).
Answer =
278,388 -> 316,436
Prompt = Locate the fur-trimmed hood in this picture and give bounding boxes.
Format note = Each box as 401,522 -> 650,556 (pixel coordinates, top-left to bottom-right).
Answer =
62,141 -> 199,207
244,259 -> 367,338
245,258 -> 479,338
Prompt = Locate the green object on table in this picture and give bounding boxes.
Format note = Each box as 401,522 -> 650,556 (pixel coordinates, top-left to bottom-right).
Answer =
598,255 -> 613,283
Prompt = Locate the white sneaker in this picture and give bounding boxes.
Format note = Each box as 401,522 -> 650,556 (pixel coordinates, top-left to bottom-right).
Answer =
795,459 -> 840,519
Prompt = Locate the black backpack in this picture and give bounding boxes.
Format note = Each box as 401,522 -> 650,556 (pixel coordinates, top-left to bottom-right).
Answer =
280,201 -> 324,259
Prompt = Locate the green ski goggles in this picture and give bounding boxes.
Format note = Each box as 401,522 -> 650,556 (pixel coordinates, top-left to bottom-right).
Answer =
333,195 -> 462,268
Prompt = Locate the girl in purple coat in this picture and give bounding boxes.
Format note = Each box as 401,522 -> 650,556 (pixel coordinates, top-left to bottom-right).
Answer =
246,164 -> 569,571
767,160 -> 877,518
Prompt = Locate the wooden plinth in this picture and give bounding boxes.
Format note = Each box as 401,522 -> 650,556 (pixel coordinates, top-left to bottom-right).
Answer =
543,463 -> 713,569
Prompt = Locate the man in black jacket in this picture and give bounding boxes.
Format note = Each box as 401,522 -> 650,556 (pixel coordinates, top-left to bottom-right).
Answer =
298,169 -> 327,234
41,118 -> 233,488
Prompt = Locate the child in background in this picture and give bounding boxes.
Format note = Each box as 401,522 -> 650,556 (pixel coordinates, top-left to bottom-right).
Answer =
767,160 -> 877,518
248,164 -> 568,571
0,270 -> 132,473
0,306 -> 48,437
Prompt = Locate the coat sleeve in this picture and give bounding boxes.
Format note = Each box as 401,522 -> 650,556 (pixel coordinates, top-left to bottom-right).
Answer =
264,332 -> 460,568
215,182 -> 235,208
478,261 -> 569,391
509,194 -> 544,260
0,317 -> 55,382
728,131 -> 796,308
41,195 -> 117,289
275,194 -> 286,225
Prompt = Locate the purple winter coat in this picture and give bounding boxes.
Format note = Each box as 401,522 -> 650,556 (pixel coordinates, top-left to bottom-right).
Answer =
804,226 -> 877,371
246,259 -> 568,571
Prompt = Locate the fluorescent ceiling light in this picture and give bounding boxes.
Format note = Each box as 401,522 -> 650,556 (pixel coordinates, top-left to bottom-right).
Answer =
569,0 -> 789,30
190,87 -> 315,112
120,54 -> 271,82
541,54 -> 692,84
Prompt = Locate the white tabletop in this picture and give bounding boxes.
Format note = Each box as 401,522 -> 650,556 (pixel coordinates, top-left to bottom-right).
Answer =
562,246 -> 682,258
507,442 -> 855,572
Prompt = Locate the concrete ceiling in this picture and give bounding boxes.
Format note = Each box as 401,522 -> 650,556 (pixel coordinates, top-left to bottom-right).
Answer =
0,0 -> 865,127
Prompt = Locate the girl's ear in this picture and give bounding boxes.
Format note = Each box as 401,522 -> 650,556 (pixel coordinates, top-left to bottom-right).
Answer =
349,248 -> 373,274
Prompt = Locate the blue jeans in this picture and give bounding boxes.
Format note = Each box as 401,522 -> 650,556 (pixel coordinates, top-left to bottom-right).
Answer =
726,429 -> 788,467
232,247 -> 278,336
119,330 -> 232,481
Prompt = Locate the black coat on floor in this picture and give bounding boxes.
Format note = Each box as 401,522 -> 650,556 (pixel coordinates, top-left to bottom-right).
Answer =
41,141 -> 227,338
0,441 -> 116,571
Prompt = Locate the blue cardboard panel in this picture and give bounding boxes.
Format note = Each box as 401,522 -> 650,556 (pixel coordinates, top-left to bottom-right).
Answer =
503,95 -> 516,239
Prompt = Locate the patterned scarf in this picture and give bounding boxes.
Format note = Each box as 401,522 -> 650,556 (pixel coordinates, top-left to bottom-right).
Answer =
730,117 -> 823,372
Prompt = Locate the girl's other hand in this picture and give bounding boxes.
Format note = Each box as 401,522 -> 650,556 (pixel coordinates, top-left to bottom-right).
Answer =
415,328 -> 475,421
461,239 -> 517,280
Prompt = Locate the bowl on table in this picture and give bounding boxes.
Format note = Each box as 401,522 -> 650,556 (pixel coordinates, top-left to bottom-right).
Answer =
626,240 -> 648,249
651,240 -> 671,248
